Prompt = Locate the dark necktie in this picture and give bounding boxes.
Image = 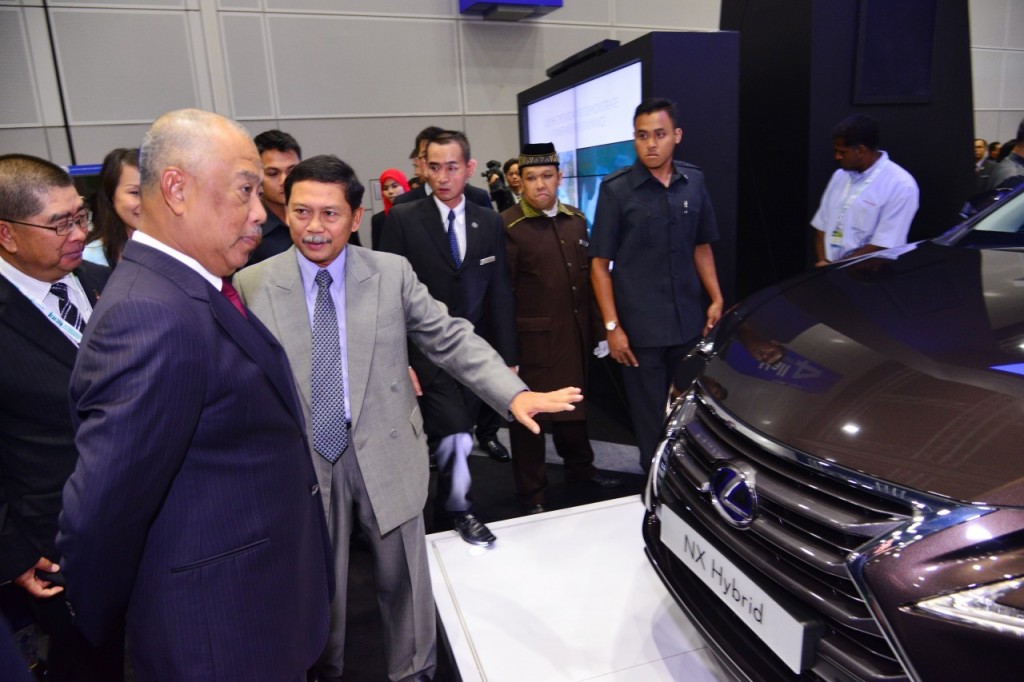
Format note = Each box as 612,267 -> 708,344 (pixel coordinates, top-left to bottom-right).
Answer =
49,282 -> 84,331
311,269 -> 348,463
447,209 -> 461,268
221,279 -> 248,318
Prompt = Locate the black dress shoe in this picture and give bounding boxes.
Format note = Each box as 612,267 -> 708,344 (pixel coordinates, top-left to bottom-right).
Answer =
523,503 -> 546,515
481,438 -> 511,462
452,513 -> 496,546
570,472 -> 624,489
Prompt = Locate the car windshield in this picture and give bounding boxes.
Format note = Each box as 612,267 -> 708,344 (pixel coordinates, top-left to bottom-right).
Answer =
942,177 -> 1024,248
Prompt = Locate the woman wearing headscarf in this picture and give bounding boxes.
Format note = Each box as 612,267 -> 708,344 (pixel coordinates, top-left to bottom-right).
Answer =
370,168 -> 410,250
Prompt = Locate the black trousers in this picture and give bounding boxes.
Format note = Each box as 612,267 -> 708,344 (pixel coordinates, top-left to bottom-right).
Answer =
30,592 -> 124,682
620,344 -> 688,472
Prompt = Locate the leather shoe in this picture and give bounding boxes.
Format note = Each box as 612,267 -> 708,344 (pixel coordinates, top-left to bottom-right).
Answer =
523,503 -> 546,515
481,438 -> 511,462
571,472 -> 624,489
452,513 -> 496,546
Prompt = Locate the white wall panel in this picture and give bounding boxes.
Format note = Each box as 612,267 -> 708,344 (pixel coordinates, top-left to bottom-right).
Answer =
50,9 -> 204,123
532,0 -> 611,25
461,22 -> 613,113
973,111 -> 1000,141
995,111 -> 1024,143
67,123 -> 150,164
219,0 -> 258,8
221,14 -> 274,118
1008,0 -> 1024,49
613,0 -> 719,30
1002,51 -> 1024,109
464,113 -> 519,172
0,8 -> 44,125
52,1 -> 189,7
0,127 -> 51,156
971,48 -> 1004,110
969,0 -> 1009,47
268,16 -> 461,117
265,0 -> 452,16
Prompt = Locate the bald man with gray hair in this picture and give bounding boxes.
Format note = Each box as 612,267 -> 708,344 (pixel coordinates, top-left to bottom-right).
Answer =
58,109 -> 333,681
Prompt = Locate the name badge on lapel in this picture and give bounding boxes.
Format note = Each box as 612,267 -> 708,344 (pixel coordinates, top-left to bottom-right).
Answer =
479,255 -> 496,265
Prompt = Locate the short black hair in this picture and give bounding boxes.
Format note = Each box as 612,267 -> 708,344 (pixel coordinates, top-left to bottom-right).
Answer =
284,155 -> 364,210
503,158 -> 519,175
425,130 -> 471,164
0,154 -> 74,221
833,114 -> 880,150
634,97 -> 679,128
410,126 -> 445,159
254,129 -> 302,159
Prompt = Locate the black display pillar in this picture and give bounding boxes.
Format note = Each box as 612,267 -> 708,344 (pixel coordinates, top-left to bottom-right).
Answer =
721,0 -> 975,297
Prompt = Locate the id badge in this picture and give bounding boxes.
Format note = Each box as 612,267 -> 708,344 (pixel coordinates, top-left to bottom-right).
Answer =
830,227 -> 844,247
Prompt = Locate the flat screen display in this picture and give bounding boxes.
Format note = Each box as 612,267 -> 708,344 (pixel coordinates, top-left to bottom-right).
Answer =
523,61 -> 642,226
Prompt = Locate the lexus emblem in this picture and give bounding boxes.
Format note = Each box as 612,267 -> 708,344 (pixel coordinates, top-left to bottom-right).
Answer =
710,463 -> 758,529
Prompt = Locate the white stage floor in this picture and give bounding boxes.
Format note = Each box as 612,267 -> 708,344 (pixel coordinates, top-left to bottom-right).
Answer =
426,496 -> 731,681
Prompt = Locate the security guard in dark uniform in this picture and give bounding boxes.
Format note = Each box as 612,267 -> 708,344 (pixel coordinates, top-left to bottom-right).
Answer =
588,97 -> 724,472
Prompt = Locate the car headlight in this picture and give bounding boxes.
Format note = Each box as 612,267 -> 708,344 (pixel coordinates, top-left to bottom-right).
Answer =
644,394 -> 699,511
914,577 -> 1024,636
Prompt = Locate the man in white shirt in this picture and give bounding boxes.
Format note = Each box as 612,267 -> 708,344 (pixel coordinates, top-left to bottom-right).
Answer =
811,114 -> 919,266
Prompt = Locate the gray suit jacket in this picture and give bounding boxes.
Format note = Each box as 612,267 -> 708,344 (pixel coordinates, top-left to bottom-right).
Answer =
234,245 -> 527,534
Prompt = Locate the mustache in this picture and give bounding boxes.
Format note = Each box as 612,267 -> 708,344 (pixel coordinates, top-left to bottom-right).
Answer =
302,234 -> 332,245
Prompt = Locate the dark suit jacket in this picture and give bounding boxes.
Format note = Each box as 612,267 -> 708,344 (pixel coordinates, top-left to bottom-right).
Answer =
0,262 -> 109,583
57,241 -> 333,681
392,182 -> 493,209
379,197 -> 517,389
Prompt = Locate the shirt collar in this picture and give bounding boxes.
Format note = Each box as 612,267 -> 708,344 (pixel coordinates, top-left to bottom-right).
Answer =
132,230 -> 222,290
629,157 -> 687,189
296,245 -> 347,297
0,257 -> 82,304
433,194 -> 466,221
519,199 -> 574,219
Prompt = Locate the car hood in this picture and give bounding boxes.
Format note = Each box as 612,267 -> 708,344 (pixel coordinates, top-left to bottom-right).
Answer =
701,241 -> 1024,507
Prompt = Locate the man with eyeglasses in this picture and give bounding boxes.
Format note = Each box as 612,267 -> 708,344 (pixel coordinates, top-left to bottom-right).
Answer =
589,97 -> 724,474
0,154 -> 122,680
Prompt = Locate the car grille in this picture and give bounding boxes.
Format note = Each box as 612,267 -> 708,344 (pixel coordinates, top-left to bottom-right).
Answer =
657,387 -> 916,681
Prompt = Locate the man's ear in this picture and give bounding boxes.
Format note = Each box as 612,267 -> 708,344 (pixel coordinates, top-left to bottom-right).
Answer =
0,220 -> 18,255
467,159 -> 477,176
161,167 -> 188,217
351,206 -> 365,231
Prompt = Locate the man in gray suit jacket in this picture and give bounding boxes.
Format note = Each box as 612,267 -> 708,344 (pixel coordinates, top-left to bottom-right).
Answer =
233,155 -> 581,682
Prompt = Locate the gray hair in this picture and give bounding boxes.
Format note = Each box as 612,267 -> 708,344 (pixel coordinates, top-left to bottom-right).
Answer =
139,109 -> 252,191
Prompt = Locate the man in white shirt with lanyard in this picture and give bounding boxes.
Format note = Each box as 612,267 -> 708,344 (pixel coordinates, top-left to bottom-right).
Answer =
0,154 -> 122,680
811,114 -> 919,267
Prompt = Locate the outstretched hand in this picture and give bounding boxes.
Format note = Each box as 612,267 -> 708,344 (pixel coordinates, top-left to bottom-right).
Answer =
510,387 -> 584,435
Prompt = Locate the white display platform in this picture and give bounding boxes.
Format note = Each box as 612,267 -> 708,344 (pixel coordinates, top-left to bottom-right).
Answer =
426,496 -> 730,681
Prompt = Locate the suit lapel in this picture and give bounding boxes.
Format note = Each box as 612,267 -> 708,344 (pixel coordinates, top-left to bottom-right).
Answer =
125,242 -> 306,426
0,275 -> 77,368
464,202 -> 484,267
343,248 -> 378,429
262,257 -> 314,417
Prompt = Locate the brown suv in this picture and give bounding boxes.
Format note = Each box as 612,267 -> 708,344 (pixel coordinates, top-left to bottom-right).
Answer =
643,180 -> 1024,681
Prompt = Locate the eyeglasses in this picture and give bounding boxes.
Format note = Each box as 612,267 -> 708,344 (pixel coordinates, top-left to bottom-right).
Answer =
1,209 -> 91,236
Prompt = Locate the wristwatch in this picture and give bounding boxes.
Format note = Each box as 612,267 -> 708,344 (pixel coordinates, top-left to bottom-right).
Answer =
605,320 -> 618,331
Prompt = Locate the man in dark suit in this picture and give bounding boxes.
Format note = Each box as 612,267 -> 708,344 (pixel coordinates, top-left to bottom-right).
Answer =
235,154 -> 581,682
0,154 -> 122,681
56,109 -> 333,681
393,127 -> 511,465
380,130 -> 515,545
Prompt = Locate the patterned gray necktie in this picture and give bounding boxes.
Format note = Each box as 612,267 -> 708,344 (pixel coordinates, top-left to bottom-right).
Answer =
447,209 -> 461,268
311,269 -> 348,462
49,282 -> 84,331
